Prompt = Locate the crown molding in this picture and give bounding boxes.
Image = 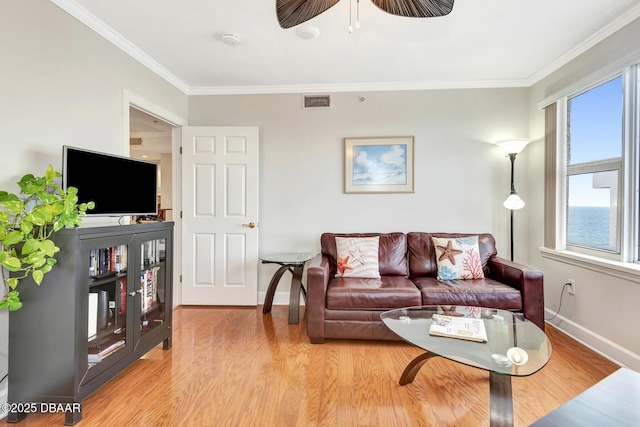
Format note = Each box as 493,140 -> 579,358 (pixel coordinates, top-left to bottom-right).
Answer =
51,0 -> 190,95
52,0 -> 640,96
527,2 -> 640,86
48,1 -> 528,96
188,79 -> 530,96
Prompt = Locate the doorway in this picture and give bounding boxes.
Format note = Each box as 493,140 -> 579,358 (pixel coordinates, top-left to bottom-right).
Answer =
124,92 -> 185,306
129,106 -> 175,222
124,96 -> 259,308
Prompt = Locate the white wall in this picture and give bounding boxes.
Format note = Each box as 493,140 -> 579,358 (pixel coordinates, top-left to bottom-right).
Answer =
0,0 -> 188,406
527,17 -> 640,370
189,88 -> 531,301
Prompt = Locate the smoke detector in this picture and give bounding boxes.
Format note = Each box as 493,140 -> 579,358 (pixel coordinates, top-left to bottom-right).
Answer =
296,26 -> 320,40
221,33 -> 240,45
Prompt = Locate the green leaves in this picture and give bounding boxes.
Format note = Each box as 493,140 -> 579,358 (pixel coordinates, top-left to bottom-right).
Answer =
0,291 -> 22,311
44,164 -> 59,181
0,165 -> 93,310
1,255 -> 22,272
3,230 -> 24,246
21,238 -> 40,254
41,239 -> 58,257
0,191 -> 24,212
6,278 -> 18,290
32,269 -> 44,285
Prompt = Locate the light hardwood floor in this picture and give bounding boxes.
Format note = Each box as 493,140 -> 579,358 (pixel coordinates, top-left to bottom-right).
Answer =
4,306 -> 619,426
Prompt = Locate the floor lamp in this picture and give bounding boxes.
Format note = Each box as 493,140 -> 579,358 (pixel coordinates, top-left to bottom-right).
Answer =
496,139 -> 530,261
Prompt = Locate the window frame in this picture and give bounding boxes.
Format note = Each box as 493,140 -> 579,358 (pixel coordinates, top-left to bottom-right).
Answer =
550,66 -> 638,264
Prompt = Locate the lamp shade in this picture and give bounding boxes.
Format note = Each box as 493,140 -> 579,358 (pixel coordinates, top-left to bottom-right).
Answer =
503,193 -> 525,210
496,138 -> 531,154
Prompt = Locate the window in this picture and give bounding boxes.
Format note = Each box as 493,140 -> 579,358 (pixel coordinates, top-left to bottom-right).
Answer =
545,66 -> 639,264
566,77 -> 622,253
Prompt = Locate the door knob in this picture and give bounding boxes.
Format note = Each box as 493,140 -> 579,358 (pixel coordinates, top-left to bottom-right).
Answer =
242,222 -> 256,228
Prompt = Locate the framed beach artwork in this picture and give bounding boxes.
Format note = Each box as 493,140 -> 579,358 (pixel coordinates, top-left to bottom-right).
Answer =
344,136 -> 414,193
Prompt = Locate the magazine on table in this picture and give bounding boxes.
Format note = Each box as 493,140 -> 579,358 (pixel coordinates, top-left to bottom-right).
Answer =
429,313 -> 488,342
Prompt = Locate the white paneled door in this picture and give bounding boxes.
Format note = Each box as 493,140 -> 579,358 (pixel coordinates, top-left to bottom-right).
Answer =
181,126 -> 259,305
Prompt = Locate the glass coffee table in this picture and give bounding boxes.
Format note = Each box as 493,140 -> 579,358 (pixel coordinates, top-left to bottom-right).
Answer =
381,306 -> 552,427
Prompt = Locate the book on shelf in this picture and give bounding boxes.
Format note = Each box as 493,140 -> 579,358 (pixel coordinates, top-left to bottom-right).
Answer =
140,266 -> 159,314
119,276 -> 127,316
113,245 -> 128,272
429,314 -> 488,343
88,339 -> 126,364
89,245 -> 128,279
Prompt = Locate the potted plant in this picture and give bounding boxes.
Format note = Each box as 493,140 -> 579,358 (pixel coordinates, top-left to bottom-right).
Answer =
0,165 -> 94,310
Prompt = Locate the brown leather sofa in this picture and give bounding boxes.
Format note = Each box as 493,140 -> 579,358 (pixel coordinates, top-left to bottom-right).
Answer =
306,232 -> 544,344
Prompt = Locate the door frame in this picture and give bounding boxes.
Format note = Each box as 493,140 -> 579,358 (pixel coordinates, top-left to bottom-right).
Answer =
122,89 -> 187,306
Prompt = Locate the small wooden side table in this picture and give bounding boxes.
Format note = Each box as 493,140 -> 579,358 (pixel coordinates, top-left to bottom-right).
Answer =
261,252 -> 314,324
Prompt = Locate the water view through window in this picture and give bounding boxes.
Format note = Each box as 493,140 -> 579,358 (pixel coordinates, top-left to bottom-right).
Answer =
566,77 -> 622,252
567,206 -> 612,250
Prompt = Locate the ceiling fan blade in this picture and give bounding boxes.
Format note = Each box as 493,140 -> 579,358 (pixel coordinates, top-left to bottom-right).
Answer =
371,0 -> 454,18
276,0 -> 341,29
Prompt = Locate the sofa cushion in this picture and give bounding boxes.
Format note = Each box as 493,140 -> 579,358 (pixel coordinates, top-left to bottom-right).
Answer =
326,276 -> 421,310
335,236 -> 381,278
432,235 -> 485,280
412,276 -> 522,311
321,232 -> 408,276
408,232 -> 497,278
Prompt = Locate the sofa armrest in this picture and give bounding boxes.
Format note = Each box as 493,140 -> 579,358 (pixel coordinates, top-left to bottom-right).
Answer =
306,253 -> 331,343
487,256 -> 545,331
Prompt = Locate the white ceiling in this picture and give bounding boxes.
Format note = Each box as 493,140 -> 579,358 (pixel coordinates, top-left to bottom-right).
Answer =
55,0 -> 640,95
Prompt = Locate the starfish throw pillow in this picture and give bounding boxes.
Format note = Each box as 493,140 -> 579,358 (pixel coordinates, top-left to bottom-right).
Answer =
432,236 -> 485,280
335,236 -> 381,279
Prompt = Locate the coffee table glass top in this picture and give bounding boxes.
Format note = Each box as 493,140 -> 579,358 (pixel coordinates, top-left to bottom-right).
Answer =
260,252 -> 314,264
381,305 -> 552,376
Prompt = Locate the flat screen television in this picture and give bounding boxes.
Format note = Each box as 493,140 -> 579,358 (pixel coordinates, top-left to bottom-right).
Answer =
62,145 -> 158,216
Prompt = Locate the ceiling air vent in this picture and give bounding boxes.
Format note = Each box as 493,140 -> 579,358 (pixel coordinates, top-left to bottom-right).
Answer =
130,137 -> 143,146
303,94 -> 331,109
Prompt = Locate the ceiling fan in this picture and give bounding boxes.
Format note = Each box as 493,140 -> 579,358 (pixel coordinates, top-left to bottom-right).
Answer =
276,0 -> 454,29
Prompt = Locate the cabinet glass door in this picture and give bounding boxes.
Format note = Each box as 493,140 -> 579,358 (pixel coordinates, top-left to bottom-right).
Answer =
87,243 -> 129,370
139,237 -> 167,337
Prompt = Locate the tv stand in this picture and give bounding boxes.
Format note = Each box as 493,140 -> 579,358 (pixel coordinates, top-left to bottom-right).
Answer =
7,222 -> 174,425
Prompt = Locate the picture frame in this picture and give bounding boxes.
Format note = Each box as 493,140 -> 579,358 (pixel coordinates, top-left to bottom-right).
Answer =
344,136 -> 415,193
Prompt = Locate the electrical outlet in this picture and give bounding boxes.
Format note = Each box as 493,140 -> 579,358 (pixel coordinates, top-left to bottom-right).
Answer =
567,279 -> 576,295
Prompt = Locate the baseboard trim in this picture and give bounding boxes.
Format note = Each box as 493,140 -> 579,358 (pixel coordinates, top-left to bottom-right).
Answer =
258,291 -> 305,307
545,308 -> 640,371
